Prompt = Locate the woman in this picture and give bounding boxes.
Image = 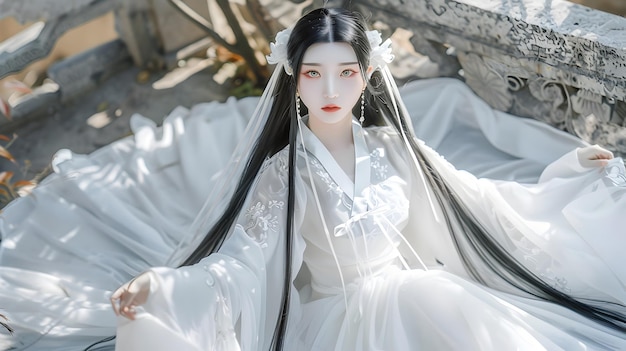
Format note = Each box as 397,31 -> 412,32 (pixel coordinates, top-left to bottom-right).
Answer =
0,7 -> 623,351
110,7 -> 625,351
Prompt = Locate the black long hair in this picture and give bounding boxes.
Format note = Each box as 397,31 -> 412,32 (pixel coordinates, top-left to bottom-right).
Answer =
181,6 -> 625,351
180,8 -> 375,264
372,75 -> 626,334
179,7 -> 385,350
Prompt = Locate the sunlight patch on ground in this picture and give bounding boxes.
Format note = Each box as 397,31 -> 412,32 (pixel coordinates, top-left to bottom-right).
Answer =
212,62 -> 238,85
86,111 -> 112,129
152,58 -> 215,90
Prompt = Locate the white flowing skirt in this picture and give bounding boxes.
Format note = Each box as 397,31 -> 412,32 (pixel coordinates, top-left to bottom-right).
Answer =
0,97 -> 254,350
290,268 -> 626,351
116,265 -> 626,351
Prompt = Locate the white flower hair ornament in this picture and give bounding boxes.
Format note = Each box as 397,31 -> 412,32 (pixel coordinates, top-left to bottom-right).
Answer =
266,28 -> 393,77
366,30 -> 394,73
266,28 -> 293,75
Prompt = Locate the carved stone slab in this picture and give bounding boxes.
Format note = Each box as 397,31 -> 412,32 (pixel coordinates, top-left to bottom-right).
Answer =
351,0 -> 626,155
150,0 -> 211,53
0,0 -> 116,79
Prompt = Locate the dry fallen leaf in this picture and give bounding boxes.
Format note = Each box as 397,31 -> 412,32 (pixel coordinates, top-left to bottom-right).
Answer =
0,146 -> 16,163
0,99 -> 10,120
0,171 -> 13,183
3,79 -> 33,94
136,70 -> 150,84
13,180 -> 35,188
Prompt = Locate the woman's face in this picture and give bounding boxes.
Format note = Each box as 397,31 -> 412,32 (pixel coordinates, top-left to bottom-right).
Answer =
297,42 -> 366,125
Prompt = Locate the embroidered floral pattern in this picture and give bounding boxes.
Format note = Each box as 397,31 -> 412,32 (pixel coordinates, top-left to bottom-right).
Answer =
310,158 -> 344,197
276,151 -> 288,173
259,157 -> 271,174
260,149 -> 289,174
506,225 -> 572,294
202,264 -> 215,287
605,161 -> 626,187
244,200 -> 284,248
370,148 -> 388,181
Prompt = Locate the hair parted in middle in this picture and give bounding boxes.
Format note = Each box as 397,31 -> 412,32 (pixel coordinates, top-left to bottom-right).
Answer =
181,6 -> 387,269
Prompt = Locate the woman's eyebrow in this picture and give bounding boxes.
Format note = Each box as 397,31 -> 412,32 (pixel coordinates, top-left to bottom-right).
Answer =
301,61 -> 359,66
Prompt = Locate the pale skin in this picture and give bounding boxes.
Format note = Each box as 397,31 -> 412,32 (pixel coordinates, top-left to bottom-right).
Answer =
577,144 -> 614,168
298,42 -> 373,182
111,270 -> 152,320
110,42 -> 615,321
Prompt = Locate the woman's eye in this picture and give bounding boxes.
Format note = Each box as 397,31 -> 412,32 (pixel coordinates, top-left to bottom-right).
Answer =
341,69 -> 357,77
304,70 -> 320,78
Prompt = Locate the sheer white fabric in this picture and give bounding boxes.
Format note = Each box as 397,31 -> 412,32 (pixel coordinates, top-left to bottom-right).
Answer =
1,78 -> 624,350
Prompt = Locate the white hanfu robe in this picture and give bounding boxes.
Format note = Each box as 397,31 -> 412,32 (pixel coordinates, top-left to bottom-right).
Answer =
117,116 -> 626,350
1,78 -> 624,350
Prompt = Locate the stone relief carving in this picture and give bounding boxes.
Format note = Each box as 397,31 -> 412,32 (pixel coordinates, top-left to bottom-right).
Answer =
456,51 -> 626,155
458,53 -> 513,112
351,0 -> 626,156
571,89 -> 612,124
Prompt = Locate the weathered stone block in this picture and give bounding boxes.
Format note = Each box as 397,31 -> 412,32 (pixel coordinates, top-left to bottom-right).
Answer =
0,0 -> 117,79
149,0 -> 211,53
48,39 -> 132,103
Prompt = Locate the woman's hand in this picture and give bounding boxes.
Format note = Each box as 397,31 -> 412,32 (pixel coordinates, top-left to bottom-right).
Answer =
110,271 -> 152,320
577,145 -> 614,168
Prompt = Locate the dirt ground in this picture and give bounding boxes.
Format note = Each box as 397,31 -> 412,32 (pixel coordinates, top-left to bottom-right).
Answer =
1,59 -> 232,181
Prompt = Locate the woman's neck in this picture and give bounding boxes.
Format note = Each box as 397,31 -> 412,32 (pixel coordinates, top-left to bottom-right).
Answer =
307,115 -> 354,152
308,114 -> 356,182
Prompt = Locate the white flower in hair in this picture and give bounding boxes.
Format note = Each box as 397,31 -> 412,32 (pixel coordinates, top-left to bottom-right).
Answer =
266,28 -> 293,75
366,30 -> 394,70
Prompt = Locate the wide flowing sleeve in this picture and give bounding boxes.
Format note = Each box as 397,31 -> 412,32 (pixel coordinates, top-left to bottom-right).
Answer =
403,135 -> 626,304
115,149 -> 307,351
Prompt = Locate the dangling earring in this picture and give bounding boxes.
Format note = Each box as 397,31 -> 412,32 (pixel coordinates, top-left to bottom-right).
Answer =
296,93 -> 302,120
359,91 -> 365,125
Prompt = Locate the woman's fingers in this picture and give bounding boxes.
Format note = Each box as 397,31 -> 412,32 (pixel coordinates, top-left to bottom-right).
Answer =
110,282 -> 130,316
111,286 -> 137,319
110,272 -> 152,320
577,145 -> 614,168
118,290 -> 139,320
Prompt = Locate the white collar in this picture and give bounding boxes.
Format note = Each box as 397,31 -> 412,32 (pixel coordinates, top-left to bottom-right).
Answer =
298,116 -> 371,216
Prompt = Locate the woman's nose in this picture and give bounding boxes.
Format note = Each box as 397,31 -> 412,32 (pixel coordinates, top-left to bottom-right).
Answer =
323,78 -> 338,99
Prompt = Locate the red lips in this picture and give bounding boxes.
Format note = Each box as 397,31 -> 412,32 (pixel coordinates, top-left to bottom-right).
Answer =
321,104 -> 341,112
